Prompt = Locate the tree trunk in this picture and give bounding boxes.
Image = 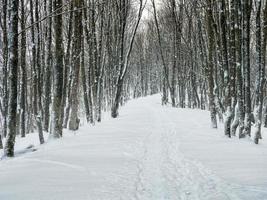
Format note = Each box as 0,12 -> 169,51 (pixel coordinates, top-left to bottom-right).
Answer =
243,0 -> 252,137
221,0 -> 231,137
50,0 -> 64,138
68,0 -> 83,131
2,0 -> 8,138
206,0 -> 217,128
35,0 -> 44,144
20,0 -> 27,138
4,0 -> 19,157
111,0 -> 143,118
81,36 -> 90,122
43,0 -> 52,132
254,0 -> 265,144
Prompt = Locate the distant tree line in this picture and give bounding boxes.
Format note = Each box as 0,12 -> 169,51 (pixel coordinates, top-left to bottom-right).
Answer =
137,0 -> 267,144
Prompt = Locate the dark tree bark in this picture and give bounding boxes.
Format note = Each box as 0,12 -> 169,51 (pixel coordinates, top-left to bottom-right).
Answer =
151,0 -> 171,106
220,0 -> 231,137
263,2 -> 267,128
50,0 -> 64,138
242,0 -> 252,137
254,0 -> 264,144
2,0 -> 8,138
20,0 -> 27,138
111,0 -> 144,118
62,2 -> 74,129
206,0 -> 217,128
83,3 -> 94,124
69,0 -> 83,130
81,36 -> 90,122
4,0 -> 19,157
43,0 -> 53,132
35,0 -> 44,144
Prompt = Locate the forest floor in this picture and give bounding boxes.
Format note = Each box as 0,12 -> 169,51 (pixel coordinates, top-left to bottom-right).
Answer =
1,95 -> 267,200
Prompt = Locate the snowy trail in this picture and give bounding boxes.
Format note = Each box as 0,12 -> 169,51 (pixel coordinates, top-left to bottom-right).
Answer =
0,95 -> 267,200
131,103 -> 240,200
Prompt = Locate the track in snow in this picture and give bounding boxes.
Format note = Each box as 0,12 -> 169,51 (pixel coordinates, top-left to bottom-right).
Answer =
128,103 -> 241,200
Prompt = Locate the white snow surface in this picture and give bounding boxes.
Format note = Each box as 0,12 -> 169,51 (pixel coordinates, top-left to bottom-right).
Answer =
1,95 -> 267,200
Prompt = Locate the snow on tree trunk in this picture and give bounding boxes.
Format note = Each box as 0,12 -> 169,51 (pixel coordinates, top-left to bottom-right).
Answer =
20,0 -> 27,138
220,0 -> 231,137
111,0 -> 144,118
68,0 -> 83,131
242,0 -> 252,137
43,0 -> 53,132
4,0 -> 19,157
206,0 -> 217,129
254,0 -> 265,144
50,0 -> 64,138
2,0 -> 8,138
231,102 -> 240,136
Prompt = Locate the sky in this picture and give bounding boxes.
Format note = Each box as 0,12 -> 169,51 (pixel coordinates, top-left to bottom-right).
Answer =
141,0 -> 162,21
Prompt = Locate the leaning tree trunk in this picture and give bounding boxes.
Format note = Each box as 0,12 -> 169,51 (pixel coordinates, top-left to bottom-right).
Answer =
111,0 -> 143,118
4,0 -> 19,157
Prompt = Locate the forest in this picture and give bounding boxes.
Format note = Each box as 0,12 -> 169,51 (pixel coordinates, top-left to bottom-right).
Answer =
1,0 -> 267,199
0,0 -> 266,154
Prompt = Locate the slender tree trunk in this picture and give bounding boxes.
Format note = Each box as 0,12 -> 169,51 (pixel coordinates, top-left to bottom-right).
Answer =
50,0 -> 64,138
81,37 -> 90,122
43,0 -> 52,132
2,0 -> 8,138
243,0 -> 252,137
0,135 -> 2,149
263,3 -> 267,128
111,0 -> 144,118
151,0 -> 171,106
35,0 -> 44,144
170,0 -> 178,107
4,0 -> 19,157
83,4 -> 94,124
229,0 -> 238,136
20,0 -> 27,138
206,0 -> 218,128
254,0 -> 265,144
62,2 -> 74,128
221,0 -> 231,137
69,0 -> 83,130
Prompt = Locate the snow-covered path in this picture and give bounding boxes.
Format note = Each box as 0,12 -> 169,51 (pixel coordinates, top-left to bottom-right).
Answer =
1,95 -> 267,200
